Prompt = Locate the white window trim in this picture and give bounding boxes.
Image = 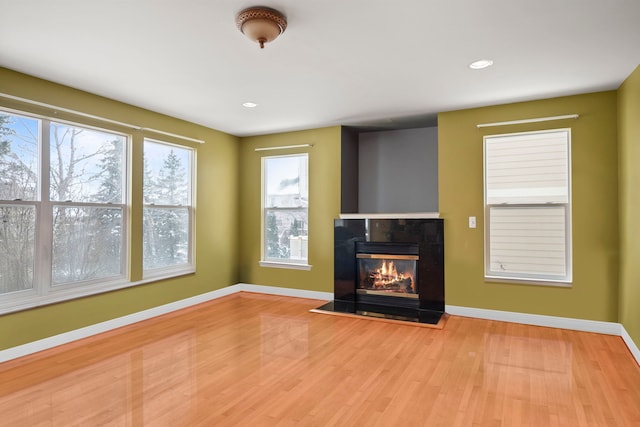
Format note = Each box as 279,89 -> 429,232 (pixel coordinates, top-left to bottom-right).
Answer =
483,128 -> 572,286
0,107 -> 131,313
260,153 -> 310,269
258,261 -> 312,270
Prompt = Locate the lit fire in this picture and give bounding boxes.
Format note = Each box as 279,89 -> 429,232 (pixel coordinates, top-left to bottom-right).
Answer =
368,260 -> 415,293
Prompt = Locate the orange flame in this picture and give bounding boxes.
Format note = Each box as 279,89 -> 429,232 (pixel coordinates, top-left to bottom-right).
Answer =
369,260 -> 415,292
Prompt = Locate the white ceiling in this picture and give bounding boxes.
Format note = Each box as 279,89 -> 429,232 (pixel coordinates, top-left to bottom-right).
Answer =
1,0 -> 639,137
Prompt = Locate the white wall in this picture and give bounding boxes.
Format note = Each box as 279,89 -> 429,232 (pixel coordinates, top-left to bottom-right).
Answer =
358,127 -> 438,213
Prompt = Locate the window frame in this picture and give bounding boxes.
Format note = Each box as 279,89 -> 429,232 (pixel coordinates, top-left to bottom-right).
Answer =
260,153 -> 311,270
142,138 -> 196,279
483,128 -> 572,286
0,107 -> 130,313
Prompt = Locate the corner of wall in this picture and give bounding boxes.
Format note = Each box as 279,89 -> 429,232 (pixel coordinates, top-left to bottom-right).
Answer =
617,64 -> 640,348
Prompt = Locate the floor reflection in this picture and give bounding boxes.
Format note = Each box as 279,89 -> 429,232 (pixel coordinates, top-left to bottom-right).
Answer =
0,331 -> 195,426
0,353 -> 130,425
1,294 -> 639,426
261,314 -> 309,363
483,333 -> 573,404
136,331 -> 195,425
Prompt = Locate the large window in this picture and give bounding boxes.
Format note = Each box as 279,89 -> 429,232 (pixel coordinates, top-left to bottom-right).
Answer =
0,104 -> 199,314
484,129 -> 571,284
0,109 -> 127,303
261,154 -> 309,268
143,139 -> 194,275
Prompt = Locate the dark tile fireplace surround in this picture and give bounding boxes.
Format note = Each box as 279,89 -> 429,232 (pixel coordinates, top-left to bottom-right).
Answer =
321,217 -> 444,324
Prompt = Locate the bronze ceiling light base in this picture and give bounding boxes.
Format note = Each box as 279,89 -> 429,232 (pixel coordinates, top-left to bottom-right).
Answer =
236,6 -> 287,49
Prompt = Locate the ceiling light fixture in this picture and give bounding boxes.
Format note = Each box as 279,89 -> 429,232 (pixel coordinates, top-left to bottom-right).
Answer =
236,6 -> 287,49
469,59 -> 494,70
242,102 -> 258,108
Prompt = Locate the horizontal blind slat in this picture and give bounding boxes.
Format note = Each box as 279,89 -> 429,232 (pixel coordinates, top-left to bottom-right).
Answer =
488,206 -> 566,277
485,130 -> 569,204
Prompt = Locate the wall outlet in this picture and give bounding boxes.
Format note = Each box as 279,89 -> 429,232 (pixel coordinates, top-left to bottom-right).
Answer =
469,216 -> 477,228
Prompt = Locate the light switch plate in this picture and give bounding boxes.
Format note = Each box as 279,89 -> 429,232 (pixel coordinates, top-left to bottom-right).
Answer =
469,216 -> 477,228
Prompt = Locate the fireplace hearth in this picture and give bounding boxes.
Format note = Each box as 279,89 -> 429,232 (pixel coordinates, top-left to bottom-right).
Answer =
320,217 -> 444,324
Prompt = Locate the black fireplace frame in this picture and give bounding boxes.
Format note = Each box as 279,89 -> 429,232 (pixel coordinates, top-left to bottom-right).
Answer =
332,218 -> 444,324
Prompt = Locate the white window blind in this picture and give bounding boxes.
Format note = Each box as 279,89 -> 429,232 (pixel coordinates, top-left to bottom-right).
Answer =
489,206 -> 566,277
485,130 -> 569,205
484,129 -> 571,284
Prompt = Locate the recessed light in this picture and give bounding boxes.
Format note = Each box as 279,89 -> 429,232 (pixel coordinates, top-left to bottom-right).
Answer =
469,59 -> 494,70
242,102 -> 258,108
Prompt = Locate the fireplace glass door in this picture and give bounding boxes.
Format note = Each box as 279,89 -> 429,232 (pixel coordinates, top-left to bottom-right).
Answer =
356,254 -> 418,298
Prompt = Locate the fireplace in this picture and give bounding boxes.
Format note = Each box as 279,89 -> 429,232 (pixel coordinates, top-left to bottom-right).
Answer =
356,242 -> 418,298
325,217 -> 444,324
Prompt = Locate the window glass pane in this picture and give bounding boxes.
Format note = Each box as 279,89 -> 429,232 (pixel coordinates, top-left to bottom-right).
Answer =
265,155 -> 308,208
0,206 -> 35,294
143,207 -> 189,269
265,209 -> 308,261
52,206 -> 123,285
0,112 -> 39,201
143,141 -> 191,205
263,154 -> 309,264
49,123 -> 125,203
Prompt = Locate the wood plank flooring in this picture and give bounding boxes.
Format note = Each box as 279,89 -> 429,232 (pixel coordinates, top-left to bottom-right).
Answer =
1,292 -> 639,426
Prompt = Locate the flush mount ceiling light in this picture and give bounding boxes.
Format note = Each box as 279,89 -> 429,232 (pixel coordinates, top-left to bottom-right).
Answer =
242,102 -> 258,108
469,59 -> 494,70
236,6 -> 287,49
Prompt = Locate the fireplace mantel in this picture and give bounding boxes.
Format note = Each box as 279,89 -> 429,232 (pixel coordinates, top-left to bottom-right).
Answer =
339,212 -> 440,219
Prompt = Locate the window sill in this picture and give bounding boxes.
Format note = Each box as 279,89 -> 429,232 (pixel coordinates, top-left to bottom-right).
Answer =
259,261 -> 312,271
1,276 -> 131,315
485,276 -> 572,288
0,268 -> 196,315
143,265 -> 195,281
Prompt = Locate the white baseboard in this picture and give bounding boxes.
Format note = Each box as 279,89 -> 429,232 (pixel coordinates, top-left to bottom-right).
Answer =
2,284 -> 638,368
0,284 -> 242,364
446,304 -> 640,366
0,283 -> 331,364
445,304 -> 622,335
621,325 -> 640,366
238,283 -> 333,301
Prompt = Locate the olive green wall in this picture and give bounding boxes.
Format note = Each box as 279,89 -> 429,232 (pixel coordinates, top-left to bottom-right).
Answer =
0,68 -> 240,350
2,64 -> 636,353
439,91 -> 619,321
238,127 -> 341,292
618,65 -> 640,344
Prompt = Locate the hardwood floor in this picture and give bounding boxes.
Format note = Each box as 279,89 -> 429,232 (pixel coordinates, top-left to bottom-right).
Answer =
1,292 -> 639,426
